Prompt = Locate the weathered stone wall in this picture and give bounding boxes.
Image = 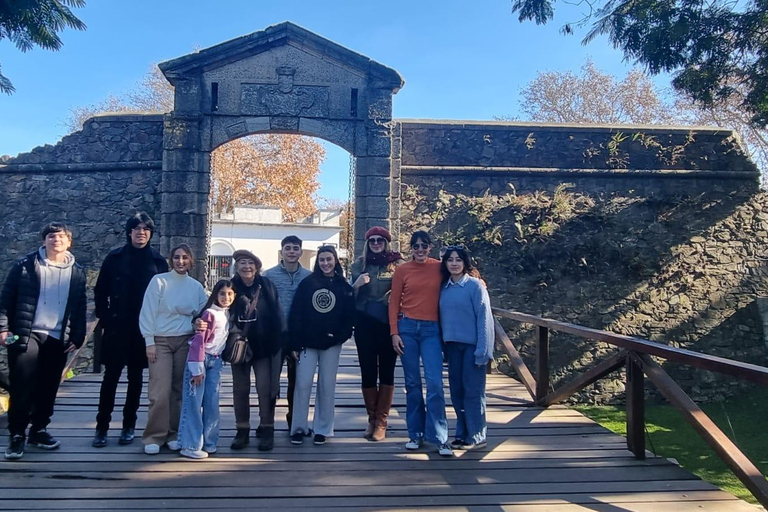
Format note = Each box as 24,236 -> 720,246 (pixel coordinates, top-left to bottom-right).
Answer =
0,114 -> 164,272
398,120 -> 766,403
0,114 -> 164,383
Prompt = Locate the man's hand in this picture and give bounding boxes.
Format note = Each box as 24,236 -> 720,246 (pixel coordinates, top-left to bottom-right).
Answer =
146,345 -> 157,364
64,343 -> 77,354
392,334 -> 404,355
0,332 -> 8,347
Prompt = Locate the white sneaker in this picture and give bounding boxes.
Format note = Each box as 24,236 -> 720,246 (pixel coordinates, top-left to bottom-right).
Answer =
438,443 -> 454,457
166,440 -> 181,451
144,443 -> 160,455
405,438 -> 423,450
180,448 -> 208,459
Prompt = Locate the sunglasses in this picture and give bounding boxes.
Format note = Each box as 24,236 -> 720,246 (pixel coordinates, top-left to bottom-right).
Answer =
368,237 -> 386,245
411,243 -> 430,250
444,244 -> 465,251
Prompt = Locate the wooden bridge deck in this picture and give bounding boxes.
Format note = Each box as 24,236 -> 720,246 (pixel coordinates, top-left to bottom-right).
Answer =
0,344 -> 758,511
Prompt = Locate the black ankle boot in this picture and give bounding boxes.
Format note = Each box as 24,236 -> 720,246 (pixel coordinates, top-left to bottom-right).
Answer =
257,426 -> 274,452
231,428 -> 250,450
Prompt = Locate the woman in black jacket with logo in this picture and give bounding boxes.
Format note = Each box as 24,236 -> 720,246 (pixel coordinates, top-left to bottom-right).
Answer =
288,246 -> 354,446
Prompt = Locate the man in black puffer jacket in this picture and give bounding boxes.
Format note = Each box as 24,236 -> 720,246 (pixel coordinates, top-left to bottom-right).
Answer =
0,222 -> 87,460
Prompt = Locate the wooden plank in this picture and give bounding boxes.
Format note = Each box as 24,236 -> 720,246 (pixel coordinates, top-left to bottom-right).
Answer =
626,352 -> 646,460
0,489 -> 753,511
536,325 -> 549,401
494,317 -> 536,400
494,308 -> 768,385
636,352 -> 768,509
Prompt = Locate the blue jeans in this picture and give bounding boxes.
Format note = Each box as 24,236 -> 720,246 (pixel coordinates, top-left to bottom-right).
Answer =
398,317 -> 448,445
178,355 -> 223,452
445,342 -> 487,445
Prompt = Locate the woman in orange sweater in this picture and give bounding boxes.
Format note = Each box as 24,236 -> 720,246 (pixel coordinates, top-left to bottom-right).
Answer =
390,230 -> 452,457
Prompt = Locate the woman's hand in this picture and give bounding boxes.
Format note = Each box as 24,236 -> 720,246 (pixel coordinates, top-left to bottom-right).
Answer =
194,318 -> 208,332
392,334 -> 404,355
146,345 -> 157,364
191,374 -> 204,386
352,273 -> 370,290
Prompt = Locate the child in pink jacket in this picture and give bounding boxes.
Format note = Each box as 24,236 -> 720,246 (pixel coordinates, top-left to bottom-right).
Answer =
177,279 -> 235,459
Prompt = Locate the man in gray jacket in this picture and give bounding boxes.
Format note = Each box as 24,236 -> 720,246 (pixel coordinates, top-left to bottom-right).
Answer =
263,235 -> 312,434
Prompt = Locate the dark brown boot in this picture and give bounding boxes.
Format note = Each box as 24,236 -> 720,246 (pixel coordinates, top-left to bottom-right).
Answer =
362,387 -> 378,440
372,384 -> 395,442
231,428 -> 249,450
257,425 -> 274,452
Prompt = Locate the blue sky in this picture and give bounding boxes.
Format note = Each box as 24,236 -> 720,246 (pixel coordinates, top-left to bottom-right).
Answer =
0,0 -> 640,200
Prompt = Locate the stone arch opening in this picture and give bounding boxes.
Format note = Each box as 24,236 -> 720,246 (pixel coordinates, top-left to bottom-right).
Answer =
205,130 -> 354,286
157,22 -> 403,281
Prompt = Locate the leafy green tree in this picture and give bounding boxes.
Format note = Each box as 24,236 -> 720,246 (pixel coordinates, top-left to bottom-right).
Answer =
0,0 -> 86,94
510,0 -> 768,128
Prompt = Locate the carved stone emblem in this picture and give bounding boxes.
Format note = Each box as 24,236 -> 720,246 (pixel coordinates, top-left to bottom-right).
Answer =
240,67 -> 329,118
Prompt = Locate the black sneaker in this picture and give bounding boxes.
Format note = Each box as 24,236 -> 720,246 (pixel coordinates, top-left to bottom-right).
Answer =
313,434 -> 326,445
4,435 -> 25,460
290,432 -> 304,445
118,427 -> 135,445
28,429 -> 61,450
92,430 -> 108,448
450,439 -> 465,450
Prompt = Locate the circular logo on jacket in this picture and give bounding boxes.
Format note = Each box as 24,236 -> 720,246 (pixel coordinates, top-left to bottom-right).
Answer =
312,288 -> 336,313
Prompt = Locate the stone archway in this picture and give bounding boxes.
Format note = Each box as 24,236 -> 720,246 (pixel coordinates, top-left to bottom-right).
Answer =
157,22 -> 404,279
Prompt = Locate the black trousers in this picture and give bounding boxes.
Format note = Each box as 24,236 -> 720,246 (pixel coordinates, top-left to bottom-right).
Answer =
96,361 -> 144,432
7,332 -> 67,437
355,314 -> 397,388
285,355 -> 296,430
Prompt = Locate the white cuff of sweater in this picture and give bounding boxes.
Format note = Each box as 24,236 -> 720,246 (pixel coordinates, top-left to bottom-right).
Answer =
145,337 -> 155,347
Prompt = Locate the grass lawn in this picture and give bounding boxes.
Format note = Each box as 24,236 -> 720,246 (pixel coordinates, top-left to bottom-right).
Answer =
575,387 -> 768,505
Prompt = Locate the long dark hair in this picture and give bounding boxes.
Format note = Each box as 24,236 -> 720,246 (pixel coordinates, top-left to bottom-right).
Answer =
195,279 -> 234,320
440,245 -> 474,283
313,245 -> 344,278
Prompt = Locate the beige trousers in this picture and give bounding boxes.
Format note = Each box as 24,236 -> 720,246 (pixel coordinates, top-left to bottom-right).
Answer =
142,334 -> 190,446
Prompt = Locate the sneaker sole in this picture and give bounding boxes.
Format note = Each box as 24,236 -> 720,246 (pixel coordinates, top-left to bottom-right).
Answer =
313,440 -> 326,445
28,442 -> 60,450
290,440 -> 303,445
4,452 -> 23,460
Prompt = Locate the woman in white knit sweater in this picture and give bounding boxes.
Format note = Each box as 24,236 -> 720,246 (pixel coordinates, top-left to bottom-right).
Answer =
139,244 -> 207,455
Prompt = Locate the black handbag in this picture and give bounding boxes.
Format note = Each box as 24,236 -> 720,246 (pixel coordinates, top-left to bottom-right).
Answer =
223,285 -> 260,364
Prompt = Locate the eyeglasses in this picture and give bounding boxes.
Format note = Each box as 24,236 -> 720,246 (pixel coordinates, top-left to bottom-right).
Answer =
368,237 -> 386,245
411,243 -> 430,250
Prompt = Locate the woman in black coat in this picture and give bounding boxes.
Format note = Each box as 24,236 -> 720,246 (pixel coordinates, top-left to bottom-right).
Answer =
92,213 -> 168,447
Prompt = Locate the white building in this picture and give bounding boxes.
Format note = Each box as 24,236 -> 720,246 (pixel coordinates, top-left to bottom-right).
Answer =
208,206 -> 345,285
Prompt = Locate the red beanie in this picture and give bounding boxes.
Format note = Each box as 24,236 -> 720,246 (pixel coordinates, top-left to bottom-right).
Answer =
364,226 -> 391,242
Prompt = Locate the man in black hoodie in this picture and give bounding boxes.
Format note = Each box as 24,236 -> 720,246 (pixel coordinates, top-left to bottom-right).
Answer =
0,222 -> 87,460
91,213 -> 168,448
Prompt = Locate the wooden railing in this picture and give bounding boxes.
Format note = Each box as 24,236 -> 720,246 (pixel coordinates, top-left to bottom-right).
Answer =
492,307 -> 768,509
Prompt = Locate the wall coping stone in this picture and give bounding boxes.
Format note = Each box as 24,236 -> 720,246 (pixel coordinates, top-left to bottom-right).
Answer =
401,165 -> 759,180
397,118 -> 735,135
0,161 -> 163,173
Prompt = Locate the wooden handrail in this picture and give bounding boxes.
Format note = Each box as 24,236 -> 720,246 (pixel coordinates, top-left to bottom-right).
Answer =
492,306 -> 768,508
494,308 -> 768,385
60,314 -> 98,383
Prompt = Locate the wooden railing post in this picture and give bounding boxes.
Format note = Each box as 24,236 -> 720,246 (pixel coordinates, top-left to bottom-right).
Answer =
626,352 -> 646,460
536,326 -> 549,403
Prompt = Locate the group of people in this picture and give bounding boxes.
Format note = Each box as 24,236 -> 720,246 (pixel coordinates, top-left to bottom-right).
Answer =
0,213 -> 494,461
